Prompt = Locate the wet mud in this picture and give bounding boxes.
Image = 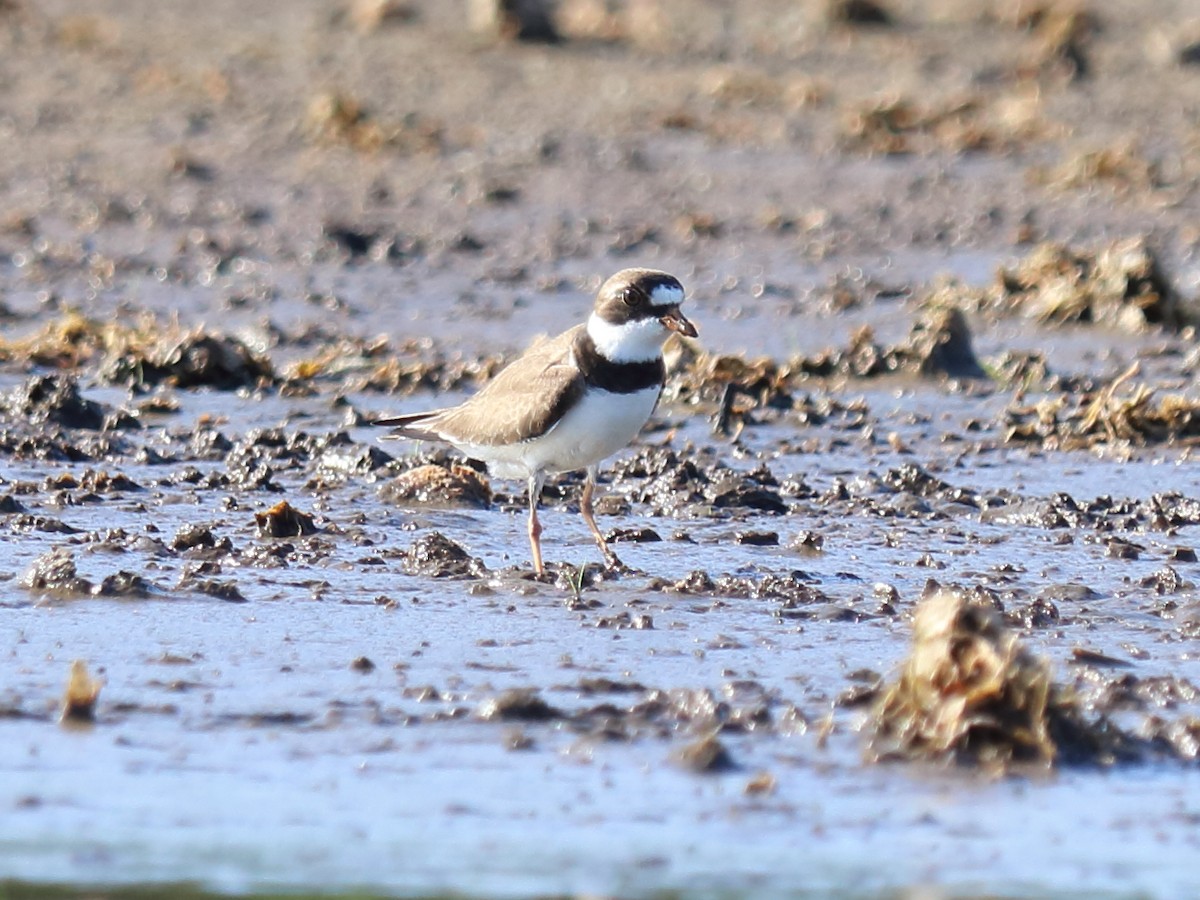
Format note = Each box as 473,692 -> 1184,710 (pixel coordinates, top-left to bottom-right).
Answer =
4,0 -> 1200,897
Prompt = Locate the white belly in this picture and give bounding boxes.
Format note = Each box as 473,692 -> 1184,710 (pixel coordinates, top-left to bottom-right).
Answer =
458,386 -> 659,480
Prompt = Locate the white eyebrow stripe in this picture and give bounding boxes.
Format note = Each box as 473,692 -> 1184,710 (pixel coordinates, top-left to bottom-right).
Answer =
648,283 -> 684,308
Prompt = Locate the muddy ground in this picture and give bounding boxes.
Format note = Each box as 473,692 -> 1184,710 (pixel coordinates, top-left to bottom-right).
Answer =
4,0 -> 1200,897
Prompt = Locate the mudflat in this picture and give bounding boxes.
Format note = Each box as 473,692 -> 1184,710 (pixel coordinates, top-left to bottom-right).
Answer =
3,1 -> 1200,896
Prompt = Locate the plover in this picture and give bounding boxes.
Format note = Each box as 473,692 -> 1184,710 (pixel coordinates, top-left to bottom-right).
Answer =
375,268 -> 697,575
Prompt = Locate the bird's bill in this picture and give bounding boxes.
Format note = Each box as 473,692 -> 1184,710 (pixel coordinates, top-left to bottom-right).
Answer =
660,307 -> 698,338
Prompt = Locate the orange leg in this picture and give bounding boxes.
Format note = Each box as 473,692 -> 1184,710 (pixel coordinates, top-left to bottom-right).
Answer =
581,466 -> 621,569
527,473 -> 546,576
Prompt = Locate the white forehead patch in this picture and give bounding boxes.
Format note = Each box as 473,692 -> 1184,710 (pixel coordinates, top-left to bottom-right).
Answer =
587,313 -> 666,363
649,282 -> 685,308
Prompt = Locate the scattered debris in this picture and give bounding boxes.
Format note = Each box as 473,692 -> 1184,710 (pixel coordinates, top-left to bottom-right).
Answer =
94,571 -> 156,598
674,733 -> 738,773
103,330 -> 275,391
0,314 -> 275,391
1005,362 -> 1200,449
605,526 -> 662,543
743,770 -> 777,795
172,524 -> 217,552
285,340 -> 504,395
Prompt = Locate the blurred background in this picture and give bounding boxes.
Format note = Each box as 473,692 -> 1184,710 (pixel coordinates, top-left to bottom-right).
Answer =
2,0 -> 1199,331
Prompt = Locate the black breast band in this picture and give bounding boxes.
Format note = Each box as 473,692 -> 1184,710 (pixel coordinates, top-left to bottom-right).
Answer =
575,334 -> 664,394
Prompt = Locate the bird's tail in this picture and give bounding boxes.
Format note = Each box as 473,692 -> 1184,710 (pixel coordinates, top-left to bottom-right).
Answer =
373,410 -> 448,442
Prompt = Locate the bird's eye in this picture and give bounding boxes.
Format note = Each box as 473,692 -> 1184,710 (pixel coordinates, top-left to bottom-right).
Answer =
622,289 -> 645,309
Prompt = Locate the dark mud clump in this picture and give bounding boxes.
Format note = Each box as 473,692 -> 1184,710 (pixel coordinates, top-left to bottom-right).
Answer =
477,688 -> 563,722
904,305 -> 987,379
21,548 -> 94,598
866,588 -> 1146,771
610,447 -> 794,515
61,660 -> 102,723
101,329 -> 275,391
172,524 -> 218,552
93,571 -> 156,599
4,375 -> 110,430
254,501 -> 319,537
379,463 -> 492,509
403,532 -> 488,578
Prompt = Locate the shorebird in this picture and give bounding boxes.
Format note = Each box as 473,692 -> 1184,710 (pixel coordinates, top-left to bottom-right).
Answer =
375,268 -> 697,575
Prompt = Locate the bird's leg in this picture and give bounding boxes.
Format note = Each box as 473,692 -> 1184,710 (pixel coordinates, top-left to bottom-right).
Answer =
527,472 -> 546,576
580,466 -> 622,570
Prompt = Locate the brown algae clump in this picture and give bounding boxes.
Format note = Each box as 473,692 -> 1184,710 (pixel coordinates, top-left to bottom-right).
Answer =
867,589 -> 1141,770
379,463 -> 492,509
61,660 -> 102,723
254,500 -> 319,537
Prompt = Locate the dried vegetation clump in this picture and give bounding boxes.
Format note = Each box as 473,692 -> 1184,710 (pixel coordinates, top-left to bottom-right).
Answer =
1020,3 -> 1098,81
0,313 -> 274,390
1005,362 -> 1200,449
1039,143 -> 1161,194
304,91 -> 445,155
841,93 -> 1045,156
989,238 -> 1183,331
343,0 -> 417,34
866,588 -> 1143,770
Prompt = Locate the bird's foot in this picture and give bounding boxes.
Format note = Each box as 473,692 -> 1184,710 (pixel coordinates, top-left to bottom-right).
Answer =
528,564 -> 556,583
600,549 -> 632,575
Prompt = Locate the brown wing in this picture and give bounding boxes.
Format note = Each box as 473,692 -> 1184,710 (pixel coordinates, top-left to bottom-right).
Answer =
411,325 -> 586,446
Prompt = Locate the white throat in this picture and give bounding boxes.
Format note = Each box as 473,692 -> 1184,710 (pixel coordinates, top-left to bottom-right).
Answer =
587,313 -> 666,363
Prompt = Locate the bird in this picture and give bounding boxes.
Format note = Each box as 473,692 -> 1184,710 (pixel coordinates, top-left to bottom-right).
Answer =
374,268 -> 698,576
